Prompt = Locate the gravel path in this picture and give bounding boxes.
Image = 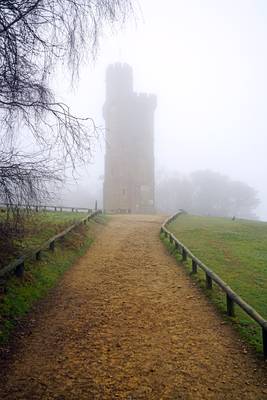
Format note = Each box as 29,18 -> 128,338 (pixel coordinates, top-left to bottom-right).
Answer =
1,214 -> 267,399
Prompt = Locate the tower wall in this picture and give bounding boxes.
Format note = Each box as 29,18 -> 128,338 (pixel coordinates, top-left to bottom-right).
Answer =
105,63 -> 133,102
103,64 -> 156,213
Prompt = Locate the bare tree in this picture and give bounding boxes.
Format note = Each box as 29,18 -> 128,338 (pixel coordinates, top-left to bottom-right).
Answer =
0,148 -> 62,206
0,0 -> 133,205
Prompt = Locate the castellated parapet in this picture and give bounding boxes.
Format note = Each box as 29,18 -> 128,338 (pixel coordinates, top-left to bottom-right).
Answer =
103,63 -> 157,213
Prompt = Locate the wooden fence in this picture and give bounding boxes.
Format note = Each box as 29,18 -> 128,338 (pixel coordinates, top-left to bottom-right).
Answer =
161,211 -> 267,359
0,202 -> 96,213
0,210 -> 102,279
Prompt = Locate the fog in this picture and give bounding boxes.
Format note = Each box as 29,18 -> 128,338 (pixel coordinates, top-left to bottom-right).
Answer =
55,0 -> 267,220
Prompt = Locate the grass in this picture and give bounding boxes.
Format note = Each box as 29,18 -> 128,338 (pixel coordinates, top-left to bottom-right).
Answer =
0,213 -> 107,344
163,214 -> 267,353
17,211 -> 89,250
0,210 -> 89,267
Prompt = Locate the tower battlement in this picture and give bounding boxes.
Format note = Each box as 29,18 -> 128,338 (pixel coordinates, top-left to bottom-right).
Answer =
134,93 -> 157,110
106,62 -> 133,74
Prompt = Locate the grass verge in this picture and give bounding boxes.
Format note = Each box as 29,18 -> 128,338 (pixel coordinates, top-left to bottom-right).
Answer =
0,210 -> 89,267
0,214 -> 107,345
161,214 -> 267,354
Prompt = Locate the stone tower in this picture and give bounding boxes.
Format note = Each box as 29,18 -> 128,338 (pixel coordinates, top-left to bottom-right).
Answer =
103,63 -> 157,213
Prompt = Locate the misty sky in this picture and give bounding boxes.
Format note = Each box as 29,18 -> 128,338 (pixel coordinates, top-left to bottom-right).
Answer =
56,0 -> 267,219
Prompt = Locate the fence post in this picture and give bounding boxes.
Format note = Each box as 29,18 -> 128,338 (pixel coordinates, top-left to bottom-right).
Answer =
263,327 -> 267,359
175,242 -> 180,253
169,235 -> 173,244
206,273 -> 212,289
226,294 -> 235,317
49,241 -> 55,251
182,248 -> 187,262
15,262 -> 24,277
192,259 -> 197,274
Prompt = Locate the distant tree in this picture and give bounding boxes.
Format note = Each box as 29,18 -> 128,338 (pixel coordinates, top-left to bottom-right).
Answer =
190,170 -> 232,216
156,169 -> 260,219
0,0 -> 133,205
227,180 -> 259,219
156,172 -> 193,214
190,170 -> 259,218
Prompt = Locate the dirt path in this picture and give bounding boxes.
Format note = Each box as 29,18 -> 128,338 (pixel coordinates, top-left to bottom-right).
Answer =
1,214 -> 267,399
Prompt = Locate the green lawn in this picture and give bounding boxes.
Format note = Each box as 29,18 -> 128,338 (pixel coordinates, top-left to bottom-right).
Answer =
18,211 -> 87,248
0,210 -> 89,267
166,214 -> 267,353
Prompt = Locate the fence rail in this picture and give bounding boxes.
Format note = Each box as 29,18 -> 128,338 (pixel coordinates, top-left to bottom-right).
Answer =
0,202 -> 95,213
0,210 -> 102,279
161,211 -> 267,359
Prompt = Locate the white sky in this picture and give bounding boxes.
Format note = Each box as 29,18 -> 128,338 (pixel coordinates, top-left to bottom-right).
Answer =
56,0 -> 267,219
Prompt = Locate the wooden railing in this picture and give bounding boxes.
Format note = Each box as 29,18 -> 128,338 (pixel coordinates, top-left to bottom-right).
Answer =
0,210 -> 102,279
0,202 -> 96,213
161,211 -> 267,359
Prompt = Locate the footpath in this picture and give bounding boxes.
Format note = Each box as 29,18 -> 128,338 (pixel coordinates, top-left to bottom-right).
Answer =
1,214 -> 267,399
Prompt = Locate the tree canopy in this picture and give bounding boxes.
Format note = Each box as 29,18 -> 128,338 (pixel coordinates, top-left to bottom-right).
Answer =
156,170 -> 259,220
